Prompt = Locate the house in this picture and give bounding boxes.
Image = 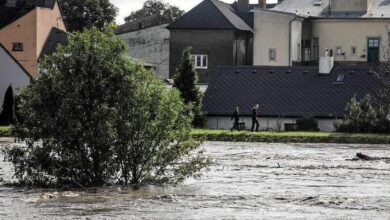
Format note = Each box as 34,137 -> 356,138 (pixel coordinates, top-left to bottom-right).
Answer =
253,0 -> 390,66
167,0 -> 260,83
202,62 -> 378,131
0,43 -> 31,108
116,15 -> 170,79
0,0 -> 67,79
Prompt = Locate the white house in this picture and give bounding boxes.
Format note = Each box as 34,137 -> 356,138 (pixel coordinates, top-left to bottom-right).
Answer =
0,44 -> 31,109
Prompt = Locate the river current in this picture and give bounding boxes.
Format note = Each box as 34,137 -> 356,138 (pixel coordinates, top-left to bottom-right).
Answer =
0,141 -> 389,219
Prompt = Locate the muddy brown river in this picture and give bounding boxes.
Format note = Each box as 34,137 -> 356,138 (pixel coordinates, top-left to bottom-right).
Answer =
0,141 -> 389,219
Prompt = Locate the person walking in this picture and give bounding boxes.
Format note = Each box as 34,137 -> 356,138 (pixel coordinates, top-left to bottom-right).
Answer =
251,104 -> 259,132
231,107 -> 240,131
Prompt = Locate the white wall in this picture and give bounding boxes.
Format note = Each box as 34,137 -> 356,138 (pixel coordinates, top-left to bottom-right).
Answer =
253,9 -> 302,66
207,116 -> 338,132
311,19 -> 390,62
0,46 -> 31,110
117,24 -> 170,79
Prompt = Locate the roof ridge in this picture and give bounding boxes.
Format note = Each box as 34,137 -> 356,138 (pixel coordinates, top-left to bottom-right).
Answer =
207,0 -> 237,30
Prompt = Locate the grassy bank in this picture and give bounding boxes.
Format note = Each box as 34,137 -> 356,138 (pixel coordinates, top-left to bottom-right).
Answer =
0,126 -> 11,137
192,129 -> 390,144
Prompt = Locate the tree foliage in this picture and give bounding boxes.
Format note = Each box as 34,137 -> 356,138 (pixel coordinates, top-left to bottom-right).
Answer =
3,28 -> 209,187
0,85 -> 17,126
296,115 -> 319,131
338,94 -> 390,133
59,0 -> 118,32
174,47 -> 206,128
124,0 -> 184,23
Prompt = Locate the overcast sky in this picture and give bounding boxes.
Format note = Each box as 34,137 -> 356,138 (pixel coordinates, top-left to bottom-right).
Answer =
110,0 -> 278,24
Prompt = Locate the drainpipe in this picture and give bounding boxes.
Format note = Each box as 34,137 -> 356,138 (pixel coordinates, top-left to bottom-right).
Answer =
288,16 -> 299,66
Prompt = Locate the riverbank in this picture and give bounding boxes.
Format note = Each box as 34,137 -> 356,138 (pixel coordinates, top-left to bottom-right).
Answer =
192,129 -> 390,144
2,127 -> 390,144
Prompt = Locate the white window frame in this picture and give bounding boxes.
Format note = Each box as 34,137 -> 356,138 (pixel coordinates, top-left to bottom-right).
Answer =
269,49 -> 276,62
336,46 -> 342,56
12,42 -> 23,51
191,54 -> 208,69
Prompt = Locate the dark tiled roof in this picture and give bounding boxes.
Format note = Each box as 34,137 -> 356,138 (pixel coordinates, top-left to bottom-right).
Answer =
167,0 -> 252,32
203,66 -> 378,118
115,14 -> 169,35
0,0 -> 56,29
39,27 -> 68,59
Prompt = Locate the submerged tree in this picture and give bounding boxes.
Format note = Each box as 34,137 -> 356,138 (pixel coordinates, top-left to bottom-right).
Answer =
0,85 -> 17,126
4,28 -> 209,187
174,47 -> 206,128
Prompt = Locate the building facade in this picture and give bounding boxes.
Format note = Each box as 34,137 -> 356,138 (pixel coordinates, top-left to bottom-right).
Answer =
0,44 -> 31,109
0,0 -> 67,79
167,0 -> 255,83
116,15 -> 170,79
253,0 -> 390,66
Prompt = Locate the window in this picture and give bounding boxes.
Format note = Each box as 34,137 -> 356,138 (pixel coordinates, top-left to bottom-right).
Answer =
269,49 -> 276,61
191,55 -> 208,69
351,47 -> 357,56
336,46 -> 342,56
12,42 -> 23,51
336,74 -> 345,82
368,38 -> 379,48
312,37 -> 319,61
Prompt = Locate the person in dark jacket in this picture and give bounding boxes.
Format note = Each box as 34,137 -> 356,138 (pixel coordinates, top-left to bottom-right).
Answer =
231,107 -> 240,131
251,104 -> 259,132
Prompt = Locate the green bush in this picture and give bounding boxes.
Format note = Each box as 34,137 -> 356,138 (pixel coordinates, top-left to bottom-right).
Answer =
296,115 -> 319,131
339,94 -> 390,133
0,85 -> 17,126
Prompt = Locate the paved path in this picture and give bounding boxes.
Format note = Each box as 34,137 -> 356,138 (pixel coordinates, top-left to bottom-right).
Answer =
0,137 -> 14,144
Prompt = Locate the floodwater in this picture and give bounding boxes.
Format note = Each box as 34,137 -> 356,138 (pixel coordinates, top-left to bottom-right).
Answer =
0,141 -> 390,219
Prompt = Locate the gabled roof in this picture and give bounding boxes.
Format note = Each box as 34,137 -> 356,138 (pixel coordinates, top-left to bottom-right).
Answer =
167,0 -> 253,32
0,43 -> 33,80
272,0 -> 390,18
272,0 -> 329,17
39,27 -> 68,60
203,66 -> 378,118
0,0 -> 57,29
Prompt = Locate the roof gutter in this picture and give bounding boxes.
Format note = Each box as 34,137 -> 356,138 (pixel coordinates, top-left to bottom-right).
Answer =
288,16 -> 299,66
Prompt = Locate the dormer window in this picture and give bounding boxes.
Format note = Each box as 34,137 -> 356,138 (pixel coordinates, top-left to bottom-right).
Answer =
12,42 -> 23,51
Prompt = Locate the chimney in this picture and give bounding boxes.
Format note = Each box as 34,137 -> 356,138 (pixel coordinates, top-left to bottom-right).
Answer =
319,49 -> 334,74
259,0 -> 267,9
237,0 -> 249,12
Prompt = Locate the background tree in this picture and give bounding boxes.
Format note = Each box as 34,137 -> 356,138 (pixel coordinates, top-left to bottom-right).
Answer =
0,85 -> 17,126
4,28 -> 208,187
124,0 -> 184,23
59,0 -> 118,32
174,47 -> 206,128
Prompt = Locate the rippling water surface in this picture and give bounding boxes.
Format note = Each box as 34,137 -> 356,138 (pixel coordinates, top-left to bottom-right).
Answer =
1,141 -> 390,219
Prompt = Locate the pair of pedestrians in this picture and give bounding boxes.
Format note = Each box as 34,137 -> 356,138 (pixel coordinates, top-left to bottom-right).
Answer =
231,105 -> 259,132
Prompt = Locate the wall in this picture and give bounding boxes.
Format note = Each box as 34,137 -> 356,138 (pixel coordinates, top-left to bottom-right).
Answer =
0,9 -> 37,77
253,10 -> 302,66
330,0 -> 367,12
117,24 -> 170,79
311,19 -> 390,62
36,2 -> 66,58
206,116 -> 338,132
0,2 -> 66,79
0,46 -> 31,110
169,29 -> 235,83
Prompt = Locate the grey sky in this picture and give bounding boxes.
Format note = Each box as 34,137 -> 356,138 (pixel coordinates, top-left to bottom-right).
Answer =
110,0 -> 277,24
